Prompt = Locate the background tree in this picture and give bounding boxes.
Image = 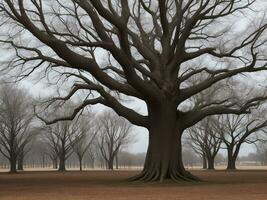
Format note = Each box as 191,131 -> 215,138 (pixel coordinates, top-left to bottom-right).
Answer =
46,120 -> 80,171
71,113 -> 96,171
1,0 -> 267,181
185,80 -> 229,170
184,133 -> 207,169
87,143 -> 98,169
44,136 -> 59,169
97,111 -> 133,170
216,113 -> 267,170
0,83 -> 35,173
16,127 -> 40,171
187,117 -> 222,170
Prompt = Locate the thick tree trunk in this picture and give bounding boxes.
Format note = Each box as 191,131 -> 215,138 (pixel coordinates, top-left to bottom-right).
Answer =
58,155 -> 66,171
108,159 -> 114,170
17,155 -> 24,171
227,156 -> 237,170
9,156 -> 17,173
129,102 -> 200,182
227,148 -> 237,170
207,156 -> 215,170
202,155 -> 207,169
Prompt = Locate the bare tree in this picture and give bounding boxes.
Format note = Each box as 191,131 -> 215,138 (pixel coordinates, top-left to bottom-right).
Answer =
216,113 -> 267,170
16,128 -> 39,171
186,77 -> 229,170
41,135 -> 58,169
45,120 -> 80,171
87,143 -> 98,169
187,117 -> 222,170
71,114 -> 96,171
97,111 -> 133,170
0,83 -> 35,173
1,0 -> 267,181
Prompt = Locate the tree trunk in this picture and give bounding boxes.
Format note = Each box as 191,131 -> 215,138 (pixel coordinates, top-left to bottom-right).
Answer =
129,102 -> 200,182
79,157 -> 83,171
227,156 -> 237,170
115,153 -> 119,169
58,155 -> 66,171
207,156 -> 215,170
9,156 -> 17,173
227,148 -> 237,170
108,159 -> 114,170
17,154 -> 24,171
202,155 -> 207,169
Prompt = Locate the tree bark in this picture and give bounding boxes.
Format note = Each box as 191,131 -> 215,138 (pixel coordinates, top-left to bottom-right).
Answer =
227,156 -> 237,170
202,155 -> 207,169
9,156 -> 17,173
108,158 -> 114,170
58,155 -> 66,171
129,102 -> 200,182
207,156 -> 215,170
227,148 -> 237,170
17,154 -> 24,171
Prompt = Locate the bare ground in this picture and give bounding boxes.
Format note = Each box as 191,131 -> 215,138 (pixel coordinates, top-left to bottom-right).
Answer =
1,170 -> 267,200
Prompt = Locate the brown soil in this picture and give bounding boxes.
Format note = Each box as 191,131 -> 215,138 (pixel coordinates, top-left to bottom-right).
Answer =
1,170 -> 267,200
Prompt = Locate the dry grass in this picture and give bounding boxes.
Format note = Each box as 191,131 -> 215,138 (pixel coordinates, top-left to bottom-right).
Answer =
1,170 -> 267,200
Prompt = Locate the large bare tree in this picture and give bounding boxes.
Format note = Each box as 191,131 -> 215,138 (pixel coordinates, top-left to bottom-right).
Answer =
0,83 -> 35,173
0,0 -> 267,181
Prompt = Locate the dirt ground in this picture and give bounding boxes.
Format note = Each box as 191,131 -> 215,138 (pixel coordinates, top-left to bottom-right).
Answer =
1,170 -> 267,200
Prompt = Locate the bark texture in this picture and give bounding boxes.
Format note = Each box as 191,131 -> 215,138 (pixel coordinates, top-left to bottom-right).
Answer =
130,103 -> 200,182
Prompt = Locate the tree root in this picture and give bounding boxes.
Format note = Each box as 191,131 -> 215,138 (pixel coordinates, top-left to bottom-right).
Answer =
128,168 -> 201,183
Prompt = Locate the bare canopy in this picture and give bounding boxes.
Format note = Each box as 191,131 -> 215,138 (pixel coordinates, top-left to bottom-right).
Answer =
0,83 -> 36,173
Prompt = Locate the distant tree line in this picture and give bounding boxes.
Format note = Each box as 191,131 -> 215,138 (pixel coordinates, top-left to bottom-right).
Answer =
1,83 -> 267,173
0,83 -> 138,172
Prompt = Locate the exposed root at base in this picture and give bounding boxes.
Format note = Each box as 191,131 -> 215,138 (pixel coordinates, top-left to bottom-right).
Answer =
128,169 -> 201,183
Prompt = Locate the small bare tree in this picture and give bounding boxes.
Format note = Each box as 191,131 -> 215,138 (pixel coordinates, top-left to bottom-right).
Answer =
216,112 -> 267,170
187,117 -> 222,170
0,83 -> 35,173
16,127 -> 40,170
45,120 -> 80,171
87,143 -> 99,169
40,135 -> 58,169
71,113 -> 96,171
97,111 -> 133,170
